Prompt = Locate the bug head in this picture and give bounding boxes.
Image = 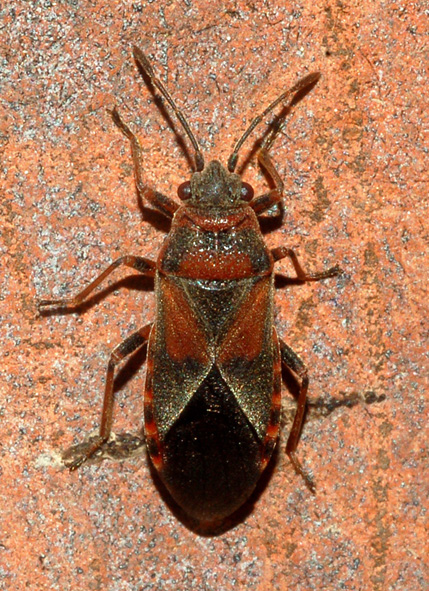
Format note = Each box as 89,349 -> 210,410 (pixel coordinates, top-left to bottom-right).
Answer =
178,161 -> 254,209
132,47 -> 320,210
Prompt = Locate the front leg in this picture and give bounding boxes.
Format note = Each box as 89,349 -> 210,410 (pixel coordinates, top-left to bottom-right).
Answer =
38,255 -> 156,309
111,108 -> 180,218
249,148 -> 284,214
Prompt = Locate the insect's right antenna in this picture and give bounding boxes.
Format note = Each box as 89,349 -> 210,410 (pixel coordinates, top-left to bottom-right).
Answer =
133,46 -> 205,172
227,72 -> 321,172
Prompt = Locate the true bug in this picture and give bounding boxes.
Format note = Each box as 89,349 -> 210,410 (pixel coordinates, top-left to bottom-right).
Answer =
39,47 -> 340,523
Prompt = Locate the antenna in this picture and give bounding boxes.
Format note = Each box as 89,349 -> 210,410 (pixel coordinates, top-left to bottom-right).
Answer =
133,46 -> 205,171
227,72 -> 321,172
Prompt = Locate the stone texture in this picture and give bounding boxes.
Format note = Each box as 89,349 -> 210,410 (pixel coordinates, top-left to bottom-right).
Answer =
1,1 -> 426,590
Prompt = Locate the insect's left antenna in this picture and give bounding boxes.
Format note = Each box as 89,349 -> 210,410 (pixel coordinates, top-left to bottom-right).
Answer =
228,72 -> 321,172
132,46 -> 205,172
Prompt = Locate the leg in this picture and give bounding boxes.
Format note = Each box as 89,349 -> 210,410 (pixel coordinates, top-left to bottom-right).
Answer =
38,255 -> 156,309
280,339 -> 315,493
68,323 -> 153,470
110,108 -> 180,218
272,246 -> 341,281
249,148 -> 284,214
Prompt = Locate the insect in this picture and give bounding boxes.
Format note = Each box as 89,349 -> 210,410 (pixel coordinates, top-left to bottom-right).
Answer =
39,47 -> 340,523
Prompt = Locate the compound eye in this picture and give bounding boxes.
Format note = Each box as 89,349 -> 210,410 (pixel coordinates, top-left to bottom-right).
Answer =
241,182 -> 254,201
178,181 -> 192,200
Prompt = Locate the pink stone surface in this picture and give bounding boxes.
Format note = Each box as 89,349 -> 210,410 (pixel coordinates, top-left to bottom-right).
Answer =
1,1 -> 427,590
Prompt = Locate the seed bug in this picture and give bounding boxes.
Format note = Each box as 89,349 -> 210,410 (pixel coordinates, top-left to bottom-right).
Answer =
38,47 -> 341,523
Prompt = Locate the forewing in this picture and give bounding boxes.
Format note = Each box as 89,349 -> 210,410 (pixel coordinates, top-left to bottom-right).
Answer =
150,274 -> 212,439
217,276 -> 276,440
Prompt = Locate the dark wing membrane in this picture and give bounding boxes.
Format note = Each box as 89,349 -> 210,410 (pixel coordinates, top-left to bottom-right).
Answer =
161,365 -> 262,521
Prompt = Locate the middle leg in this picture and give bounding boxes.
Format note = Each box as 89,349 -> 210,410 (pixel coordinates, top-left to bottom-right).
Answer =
38,255 -> 156,309
272,246 -> 341,281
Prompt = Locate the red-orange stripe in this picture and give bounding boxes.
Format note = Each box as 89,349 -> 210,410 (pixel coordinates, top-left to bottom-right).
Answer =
144,338 -> 164,470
